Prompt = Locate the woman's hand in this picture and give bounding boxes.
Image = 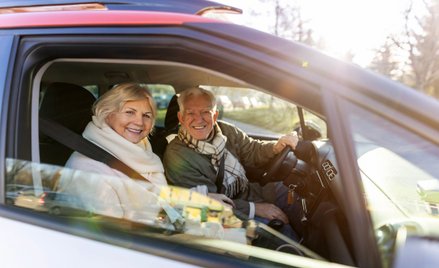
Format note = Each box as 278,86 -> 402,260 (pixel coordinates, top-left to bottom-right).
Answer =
255,202 -> 289,224
273,131 -> 299,154
208,193 -> 235,208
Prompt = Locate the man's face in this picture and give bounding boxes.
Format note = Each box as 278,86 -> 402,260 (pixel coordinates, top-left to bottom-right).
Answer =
178,94 -> 218,141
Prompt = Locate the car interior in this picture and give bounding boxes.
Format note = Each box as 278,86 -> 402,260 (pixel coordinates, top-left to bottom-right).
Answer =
36,58 -> 347,259
38,59 -> 255,164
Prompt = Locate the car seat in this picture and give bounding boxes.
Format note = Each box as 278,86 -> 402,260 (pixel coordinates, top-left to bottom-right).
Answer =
151,94 -> 180,160
39,82 -> 96,166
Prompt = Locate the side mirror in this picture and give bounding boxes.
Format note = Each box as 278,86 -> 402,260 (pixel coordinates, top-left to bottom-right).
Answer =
294,121 -> 322,141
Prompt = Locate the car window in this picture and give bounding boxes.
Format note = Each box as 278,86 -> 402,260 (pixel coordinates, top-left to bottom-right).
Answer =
344,101 -> 439,266
202,86 -> 327,139
83,85 -> 100,99
4,56 -> 329,267
6,158 -> 224,224
5,157 -> 322,266
144,84 -> 175,128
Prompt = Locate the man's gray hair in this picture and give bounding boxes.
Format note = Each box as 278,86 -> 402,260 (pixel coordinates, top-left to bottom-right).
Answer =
177,87 -> 217,114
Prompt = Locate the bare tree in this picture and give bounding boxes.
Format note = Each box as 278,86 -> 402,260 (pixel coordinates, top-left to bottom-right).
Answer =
369,37 -> 400,80
254,0 -> 316,46
390,0 -> 439,96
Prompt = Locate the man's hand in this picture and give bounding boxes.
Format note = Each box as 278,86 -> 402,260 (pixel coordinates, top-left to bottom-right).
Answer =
208,193 -> 235,208
255,203 -> 289,224
273,131 -> 299,154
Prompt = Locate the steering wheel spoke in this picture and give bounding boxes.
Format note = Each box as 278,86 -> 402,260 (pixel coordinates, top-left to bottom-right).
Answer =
260,146 -> 297,185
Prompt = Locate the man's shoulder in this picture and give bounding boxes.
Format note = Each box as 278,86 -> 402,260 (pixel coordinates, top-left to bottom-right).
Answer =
218,120 -> 234,129
218,120 -> 240,133
218,120 -> 245,139
164,136 -> 194,160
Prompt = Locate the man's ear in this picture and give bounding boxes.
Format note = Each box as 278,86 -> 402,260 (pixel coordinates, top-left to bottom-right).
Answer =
213,110 -> 219,122
177,111 -> 183,124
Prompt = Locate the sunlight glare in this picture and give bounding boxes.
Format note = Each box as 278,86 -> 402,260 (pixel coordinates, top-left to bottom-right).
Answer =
219,0 -> 425,66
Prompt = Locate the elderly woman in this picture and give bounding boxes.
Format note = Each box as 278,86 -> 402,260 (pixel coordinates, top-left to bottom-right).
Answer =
63,83 -> 170,221
66,82 -> 166,186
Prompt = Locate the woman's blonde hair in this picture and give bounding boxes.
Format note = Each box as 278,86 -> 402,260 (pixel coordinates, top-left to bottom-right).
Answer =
93,82 -> 156,127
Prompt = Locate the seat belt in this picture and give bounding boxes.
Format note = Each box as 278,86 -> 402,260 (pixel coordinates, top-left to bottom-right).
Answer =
39,117 -> 148,182
215,155 -> 225,193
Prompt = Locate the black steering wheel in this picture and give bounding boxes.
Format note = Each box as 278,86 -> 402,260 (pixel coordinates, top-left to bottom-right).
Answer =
260,146 -> 297,185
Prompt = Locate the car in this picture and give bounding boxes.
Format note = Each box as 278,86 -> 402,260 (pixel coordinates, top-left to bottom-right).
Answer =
1,0 -> 439,268
5,184 -> 41,205
14,190 -> 92,216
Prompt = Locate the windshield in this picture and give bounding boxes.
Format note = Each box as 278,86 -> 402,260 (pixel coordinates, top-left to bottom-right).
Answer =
345,101 -> 439,265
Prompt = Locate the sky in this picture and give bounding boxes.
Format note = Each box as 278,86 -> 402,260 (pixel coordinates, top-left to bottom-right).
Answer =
216,0 -> 425,66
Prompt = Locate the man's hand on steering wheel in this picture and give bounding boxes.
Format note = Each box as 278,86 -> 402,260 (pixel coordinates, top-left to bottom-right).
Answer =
273,131 -> 299,155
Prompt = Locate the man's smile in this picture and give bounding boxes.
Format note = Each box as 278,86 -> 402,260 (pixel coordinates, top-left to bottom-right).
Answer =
192,125 -> 206,130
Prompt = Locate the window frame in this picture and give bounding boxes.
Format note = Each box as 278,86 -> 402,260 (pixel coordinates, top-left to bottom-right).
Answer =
4,26 -> 328,267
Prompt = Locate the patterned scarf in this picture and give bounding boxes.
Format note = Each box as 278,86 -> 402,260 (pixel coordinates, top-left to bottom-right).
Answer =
178,123 -> 248,198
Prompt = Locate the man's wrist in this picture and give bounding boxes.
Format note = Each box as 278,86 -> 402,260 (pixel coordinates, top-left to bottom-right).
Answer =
249,202 -> 255,219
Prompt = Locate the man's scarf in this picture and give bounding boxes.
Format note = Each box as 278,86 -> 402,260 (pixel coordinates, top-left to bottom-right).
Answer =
178,123 -> 248,198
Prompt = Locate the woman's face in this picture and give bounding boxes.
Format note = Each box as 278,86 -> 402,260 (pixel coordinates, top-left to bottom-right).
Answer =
106,99 -> 153,144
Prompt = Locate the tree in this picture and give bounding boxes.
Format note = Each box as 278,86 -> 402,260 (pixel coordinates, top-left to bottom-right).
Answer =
252,0 -> 316,46
390,0 -> 439,96
369,37 -> 400,80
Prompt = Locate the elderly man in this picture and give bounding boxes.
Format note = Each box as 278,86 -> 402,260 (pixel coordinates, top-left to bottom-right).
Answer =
163,87 -> 299,237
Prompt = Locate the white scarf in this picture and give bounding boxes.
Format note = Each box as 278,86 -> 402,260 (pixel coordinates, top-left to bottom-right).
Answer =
82,116 -> 167,186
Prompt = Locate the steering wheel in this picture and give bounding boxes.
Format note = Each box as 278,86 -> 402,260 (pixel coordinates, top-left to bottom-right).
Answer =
261,146 -> 297,184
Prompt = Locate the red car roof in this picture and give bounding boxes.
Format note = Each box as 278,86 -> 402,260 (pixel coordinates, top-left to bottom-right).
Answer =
0,10 -> 221,29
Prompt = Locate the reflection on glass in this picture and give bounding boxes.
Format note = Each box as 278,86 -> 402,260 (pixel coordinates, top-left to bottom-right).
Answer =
5,158 -> 326,266
345,102 -> 439,267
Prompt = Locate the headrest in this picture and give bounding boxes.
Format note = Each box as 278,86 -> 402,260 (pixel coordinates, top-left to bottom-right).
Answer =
164,94 -> 180,132
40,82 -> 96,134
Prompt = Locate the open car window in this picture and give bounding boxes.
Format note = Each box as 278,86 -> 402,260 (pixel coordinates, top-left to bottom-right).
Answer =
5,55 -> 331,267
202,85 -> 327,140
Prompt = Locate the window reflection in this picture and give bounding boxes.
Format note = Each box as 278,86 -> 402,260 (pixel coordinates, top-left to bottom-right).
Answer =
4,158 -> 324,266
345,103 -> 439,226
6,158 -> 239,235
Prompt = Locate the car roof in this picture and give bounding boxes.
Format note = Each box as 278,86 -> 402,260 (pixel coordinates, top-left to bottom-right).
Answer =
0,0 -> 241,15
0,10 -> 220,29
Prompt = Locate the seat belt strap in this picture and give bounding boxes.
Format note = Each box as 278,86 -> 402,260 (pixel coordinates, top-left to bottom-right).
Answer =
39,118 -> 148,182
215,155 -> 225,193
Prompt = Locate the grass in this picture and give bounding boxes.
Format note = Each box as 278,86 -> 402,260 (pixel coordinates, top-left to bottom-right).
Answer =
155,109 -> 167,127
